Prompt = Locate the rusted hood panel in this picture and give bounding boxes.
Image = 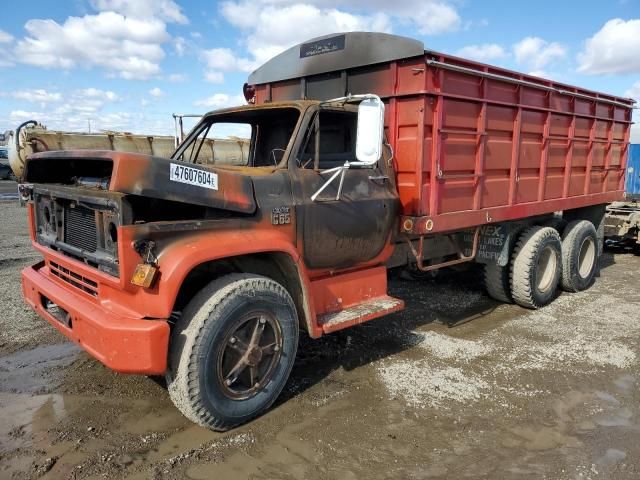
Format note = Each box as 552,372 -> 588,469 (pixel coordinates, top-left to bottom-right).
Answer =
26,150 -> 256,214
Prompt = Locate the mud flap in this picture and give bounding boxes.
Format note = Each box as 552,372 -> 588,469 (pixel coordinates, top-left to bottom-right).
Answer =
462,223 -> 526,267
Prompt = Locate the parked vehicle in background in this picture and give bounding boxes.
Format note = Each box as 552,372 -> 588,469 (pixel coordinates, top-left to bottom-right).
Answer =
6,121 -> 249,181
605,144 -> 640,249
17,32 -> 634,430
0,146 -> 12,180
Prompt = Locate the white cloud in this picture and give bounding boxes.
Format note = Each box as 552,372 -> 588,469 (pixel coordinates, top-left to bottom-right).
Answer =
10,88 -> 122,125
77,88 -> 120,101
625,80 -> 640,101
525,70 -> 564,81
201,47 -> 255,85
174,36 -> 186,56
456,43 -> 507,62
0,29 -> 15,66
9,110 -> 43,123
15,13 -> 168,79
13,1 -> 187,79
204,71 -> 225,84
8,103 -> 170,136
220,1 -> 254,29
0,29 -> 13,43
57,88 -> 122,114
194,93 -> 246,109
149,87 -> 164,98
221,3 -> 391,67
221,0 -> 459,37
90,0 -> 188,24
12,89 -> 62,103
167,73 -> 187,82
214,0 -> 459,75
2,82 -> 173,135
202,47 -> 256,73
578,19 -> 640,75
527,70 -> 547,78
513,36 -> 567,70
413,2 -> 460,35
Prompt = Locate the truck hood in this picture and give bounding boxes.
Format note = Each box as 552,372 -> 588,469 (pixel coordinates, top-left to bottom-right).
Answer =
24,150 -> 256,214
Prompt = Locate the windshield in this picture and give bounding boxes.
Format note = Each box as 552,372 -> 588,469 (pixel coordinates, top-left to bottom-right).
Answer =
172,107 -> 300,168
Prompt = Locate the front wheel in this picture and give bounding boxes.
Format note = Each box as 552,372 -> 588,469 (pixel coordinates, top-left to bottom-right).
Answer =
166,274 -> 299,430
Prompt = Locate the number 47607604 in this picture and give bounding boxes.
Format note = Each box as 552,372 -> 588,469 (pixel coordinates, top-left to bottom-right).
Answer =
169,163 -> 218,190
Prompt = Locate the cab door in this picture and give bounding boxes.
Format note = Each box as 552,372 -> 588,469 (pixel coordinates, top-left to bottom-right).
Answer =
291,108 -> 398,270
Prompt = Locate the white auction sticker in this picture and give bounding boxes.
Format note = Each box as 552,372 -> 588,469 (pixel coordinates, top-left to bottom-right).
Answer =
170,163 -> 218,190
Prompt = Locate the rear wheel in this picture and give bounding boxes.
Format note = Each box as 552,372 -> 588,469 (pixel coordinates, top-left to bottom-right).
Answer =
510,226 -> 562,309
484,262 -> 512,303
166,274 -> 299,431
560,220 -> 598,292
544,216 -> 567,235
483,226 -> 525,304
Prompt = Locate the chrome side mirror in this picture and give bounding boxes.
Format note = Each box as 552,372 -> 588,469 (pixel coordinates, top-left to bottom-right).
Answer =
356,96 -> 385,165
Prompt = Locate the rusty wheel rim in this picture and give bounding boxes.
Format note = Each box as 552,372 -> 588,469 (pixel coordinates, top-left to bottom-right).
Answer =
216,311 -> 283,400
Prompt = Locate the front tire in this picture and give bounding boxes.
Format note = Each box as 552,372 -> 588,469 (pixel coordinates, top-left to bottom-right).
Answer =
166,274 -> 299,431
510,226 -> 562,309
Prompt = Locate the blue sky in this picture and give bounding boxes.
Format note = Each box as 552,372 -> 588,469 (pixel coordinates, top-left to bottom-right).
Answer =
0,0 -> 639,138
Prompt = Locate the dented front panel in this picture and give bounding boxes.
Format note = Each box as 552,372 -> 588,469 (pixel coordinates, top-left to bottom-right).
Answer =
25,150 -> 256,214
21,140 -> 304,321
32,185 -> 125,277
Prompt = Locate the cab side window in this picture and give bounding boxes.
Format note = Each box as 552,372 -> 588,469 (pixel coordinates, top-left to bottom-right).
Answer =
300,110 -> 357,170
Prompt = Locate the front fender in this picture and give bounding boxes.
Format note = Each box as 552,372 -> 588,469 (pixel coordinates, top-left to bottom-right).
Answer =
152,228 -> 318,335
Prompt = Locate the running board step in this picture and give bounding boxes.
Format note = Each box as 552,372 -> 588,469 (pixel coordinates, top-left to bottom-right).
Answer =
318,296 -> 404,334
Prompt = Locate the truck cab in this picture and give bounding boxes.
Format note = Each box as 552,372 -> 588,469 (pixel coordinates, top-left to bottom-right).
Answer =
19,96 -> 403,431
173,100 -> 398,269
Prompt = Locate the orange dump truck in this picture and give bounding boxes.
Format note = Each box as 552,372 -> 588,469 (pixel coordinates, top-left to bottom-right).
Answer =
18,33 -> 634,430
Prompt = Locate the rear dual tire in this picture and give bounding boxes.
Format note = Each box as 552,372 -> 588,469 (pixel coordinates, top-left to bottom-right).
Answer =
486,221 -> 599,309
482,226 -> 558,307
510,226 -> 562,309
560,220 -> 598,292
484,261 -> 512,303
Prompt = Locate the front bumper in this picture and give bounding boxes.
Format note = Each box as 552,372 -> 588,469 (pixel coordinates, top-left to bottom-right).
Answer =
22,261 -> 170,374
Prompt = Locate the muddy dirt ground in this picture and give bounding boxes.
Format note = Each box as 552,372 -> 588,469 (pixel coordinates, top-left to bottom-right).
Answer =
1,179 -> 640,479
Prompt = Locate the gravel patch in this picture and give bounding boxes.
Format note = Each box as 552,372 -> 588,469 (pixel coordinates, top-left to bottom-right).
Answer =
376,259 -> 640,409
417,331 -> 493,361
377,360 -> 490,408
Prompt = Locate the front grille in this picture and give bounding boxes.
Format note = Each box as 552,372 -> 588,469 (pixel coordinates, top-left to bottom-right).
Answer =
49,261 -> 98,297
64,205 -> 97,252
